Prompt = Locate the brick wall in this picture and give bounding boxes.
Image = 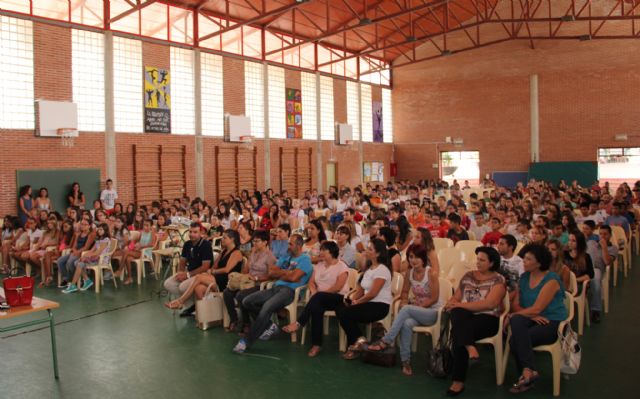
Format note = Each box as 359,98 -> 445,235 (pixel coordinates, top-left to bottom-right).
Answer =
393,38 -> 640,181
0,21 -> 394,214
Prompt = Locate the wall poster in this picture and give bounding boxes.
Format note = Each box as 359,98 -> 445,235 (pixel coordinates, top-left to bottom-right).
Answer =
144,66 -> 171,133
372,101 -> 383,143
363,161 -> 385,182
286,87 -> 302,139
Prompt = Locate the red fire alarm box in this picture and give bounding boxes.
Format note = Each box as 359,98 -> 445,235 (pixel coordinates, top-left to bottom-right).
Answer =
390,162 -> 397,177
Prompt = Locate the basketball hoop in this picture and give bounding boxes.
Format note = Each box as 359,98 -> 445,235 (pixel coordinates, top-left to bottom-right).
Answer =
57,128 -> 77,147
345,139 -> 358,151
239,135 -> 254,151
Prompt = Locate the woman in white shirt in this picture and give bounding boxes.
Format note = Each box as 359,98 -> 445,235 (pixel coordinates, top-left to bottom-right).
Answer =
337,238 -> 392,360
283,241 -> 349,357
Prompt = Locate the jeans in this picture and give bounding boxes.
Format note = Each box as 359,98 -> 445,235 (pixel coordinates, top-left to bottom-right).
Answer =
450,308 -> 499,382
589,268 -> 603,312
223,286 -> 260,325
57,253 -> 80,281
509,315 -> 560,373
297,292 -> 344,346
242,285 -> 295,346
381,305 -> 439,362
336,301 -> 389,346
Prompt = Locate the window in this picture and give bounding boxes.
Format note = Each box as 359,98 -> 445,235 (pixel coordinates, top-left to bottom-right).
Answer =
113,36 -> 142,133
301,72 -> 317,140
319,75 -> 334,141
0,16 -> 33,129
201,52 -> 224,136
170,47 -> 195,134
244,61 -> 264,138
440,151 -> 480,185
598,147 -> 640,191
72,29 -> 104,132
382,88 -> 393,143
346,80 -> 360,140
360,84 -> 372,142
267,65 -> 285,139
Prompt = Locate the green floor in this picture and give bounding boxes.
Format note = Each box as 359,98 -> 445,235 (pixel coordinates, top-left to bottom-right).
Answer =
2,258 -> 639,399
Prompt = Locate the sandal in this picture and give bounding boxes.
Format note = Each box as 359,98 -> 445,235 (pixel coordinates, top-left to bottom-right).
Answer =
509,371 -> 539,394
307,346 -> 321,357
164,300 -> 183,310
123,278 -> 133,286
225,322 -> 238,333
342,350 -> 359,360
347,336 -> 368,352
282,322 -> 300,334
367,339 -> 390,352
401,360 -> 413,376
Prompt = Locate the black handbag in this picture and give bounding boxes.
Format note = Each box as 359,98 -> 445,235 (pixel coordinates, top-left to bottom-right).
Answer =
361,345 -> 398,368
426,311 -> 453,378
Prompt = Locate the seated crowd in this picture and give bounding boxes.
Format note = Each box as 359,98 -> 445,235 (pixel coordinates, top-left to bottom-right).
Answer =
2,177 -> 639,395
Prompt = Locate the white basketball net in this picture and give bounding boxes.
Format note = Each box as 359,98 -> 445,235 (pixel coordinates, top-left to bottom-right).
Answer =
57,128 -> 76,147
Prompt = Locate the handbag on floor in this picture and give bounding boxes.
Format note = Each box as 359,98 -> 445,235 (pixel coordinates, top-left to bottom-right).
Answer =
361,345 -> 397,367
2,276 -> 35,307
195,284 -> 223,330
426,311 -> 453,378
560,324 -> 581,374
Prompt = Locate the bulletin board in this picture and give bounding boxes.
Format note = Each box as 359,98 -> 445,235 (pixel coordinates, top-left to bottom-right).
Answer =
363,162 -> 384,182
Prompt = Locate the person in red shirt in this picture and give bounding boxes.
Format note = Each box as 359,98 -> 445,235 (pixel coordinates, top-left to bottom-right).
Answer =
429,212 -> 449,239
457,204 -> 471,231
481,217 -> 503,247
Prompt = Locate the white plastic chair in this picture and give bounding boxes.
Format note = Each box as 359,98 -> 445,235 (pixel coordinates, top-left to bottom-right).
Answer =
437,247 -> 466,276
569,271 -> 590,335
282,284 -> 308,343
455,240 -> 482,264
152,239 -> 180,276
475,294 -> 510,385
447,261 -> 474,290
410,278 -> 453,351
502,294 -> 574,397
611,225 -> 630,275
86,238 -> 118,293
211,236 -> 222,253
433,237 -> 454,253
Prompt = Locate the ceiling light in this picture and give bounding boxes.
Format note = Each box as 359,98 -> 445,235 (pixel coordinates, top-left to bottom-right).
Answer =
561,15 -> 576,22
406,35 -> 417,42
578,34 -> 592,41
359,18 -> 372,25
441,49 -> 452,56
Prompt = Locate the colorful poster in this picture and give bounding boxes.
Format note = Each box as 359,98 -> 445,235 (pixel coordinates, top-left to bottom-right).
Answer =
286,88 -> 302,139
363,162 -> 372,182
364,161 -> 385,182
144,66 -> 171,133
372,101 -> 383,143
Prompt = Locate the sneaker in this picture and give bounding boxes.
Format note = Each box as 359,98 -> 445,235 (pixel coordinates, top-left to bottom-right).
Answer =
80,279 -> 94,291
57,280 -> 69,289
62,284 -> 78,294
259,322 -> 279,341
103,271 -> 113,281
233,339 -> 247,354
